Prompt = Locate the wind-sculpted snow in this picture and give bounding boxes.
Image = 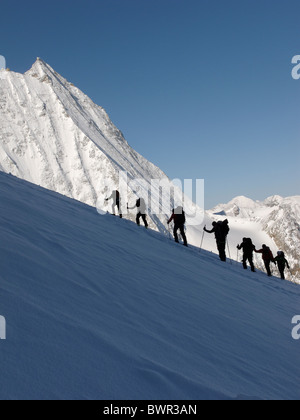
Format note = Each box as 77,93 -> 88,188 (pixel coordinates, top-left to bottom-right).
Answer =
0,173 -> 299,400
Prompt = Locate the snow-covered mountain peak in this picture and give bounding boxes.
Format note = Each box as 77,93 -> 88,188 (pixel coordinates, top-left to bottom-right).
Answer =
210,195 -> 260,218
0,59 -> 202,234
263,195 -> 284,207
29,57 -> 47,70
227,195 -> 259,210
229,195 -> 257,206
25,58 -> 56,82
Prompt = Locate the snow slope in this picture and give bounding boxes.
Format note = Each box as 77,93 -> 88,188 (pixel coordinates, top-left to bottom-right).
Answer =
0,173 -> 299,400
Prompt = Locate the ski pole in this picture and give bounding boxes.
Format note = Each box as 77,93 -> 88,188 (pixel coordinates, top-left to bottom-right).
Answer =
200,230 -> 205,253
227,238 -> 232,265
288,268 -> 295,282
167,220 -> 172,240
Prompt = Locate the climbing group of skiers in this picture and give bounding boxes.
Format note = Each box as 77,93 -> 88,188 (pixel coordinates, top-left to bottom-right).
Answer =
236,239 -> 290,280
203,221 -> 290,279
105,190 -> 148,228
104,191 -> 290,281
105,191 -> 187,245
203,220 -> 290,280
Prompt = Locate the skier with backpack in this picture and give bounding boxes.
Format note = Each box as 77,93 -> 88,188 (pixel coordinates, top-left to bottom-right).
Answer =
255,245 -> 275,277
274,251 -> 290,280
204,219 -> 229,262
167,206 -> 188,247
237,238 -> 256,272
127,197 -> 148,228
105,190 -> 122,218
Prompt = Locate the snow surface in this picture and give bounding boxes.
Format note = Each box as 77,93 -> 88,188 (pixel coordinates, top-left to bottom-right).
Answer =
0,172 -> 299,400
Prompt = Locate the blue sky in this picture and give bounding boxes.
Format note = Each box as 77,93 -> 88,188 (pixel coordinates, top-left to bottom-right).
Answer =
1,0 -> 299,208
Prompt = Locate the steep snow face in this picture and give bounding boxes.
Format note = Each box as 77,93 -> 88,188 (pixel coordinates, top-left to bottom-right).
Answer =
0,59 -> 201,232
0,173 -> 300,400
208,196 -> 300,283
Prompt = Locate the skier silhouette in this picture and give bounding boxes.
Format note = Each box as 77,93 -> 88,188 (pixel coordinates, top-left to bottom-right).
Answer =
167,207 -> 188,247
204,220 -> 229,262
105,190 -> 122,218
237,238 -> 256,272
274,251 -> 290,280
255,245 -> 275,277
127,197 -> 148,228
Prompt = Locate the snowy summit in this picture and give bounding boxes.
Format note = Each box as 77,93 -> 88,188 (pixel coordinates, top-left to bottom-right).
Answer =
0,58 -> 202,234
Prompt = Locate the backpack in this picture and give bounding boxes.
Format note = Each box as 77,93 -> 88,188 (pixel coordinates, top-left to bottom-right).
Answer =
174,207 -> 186,225
243,238 -> 254,252
264,247 -> 274,261
217,220 -> 230,237
136,198 -> 146,213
